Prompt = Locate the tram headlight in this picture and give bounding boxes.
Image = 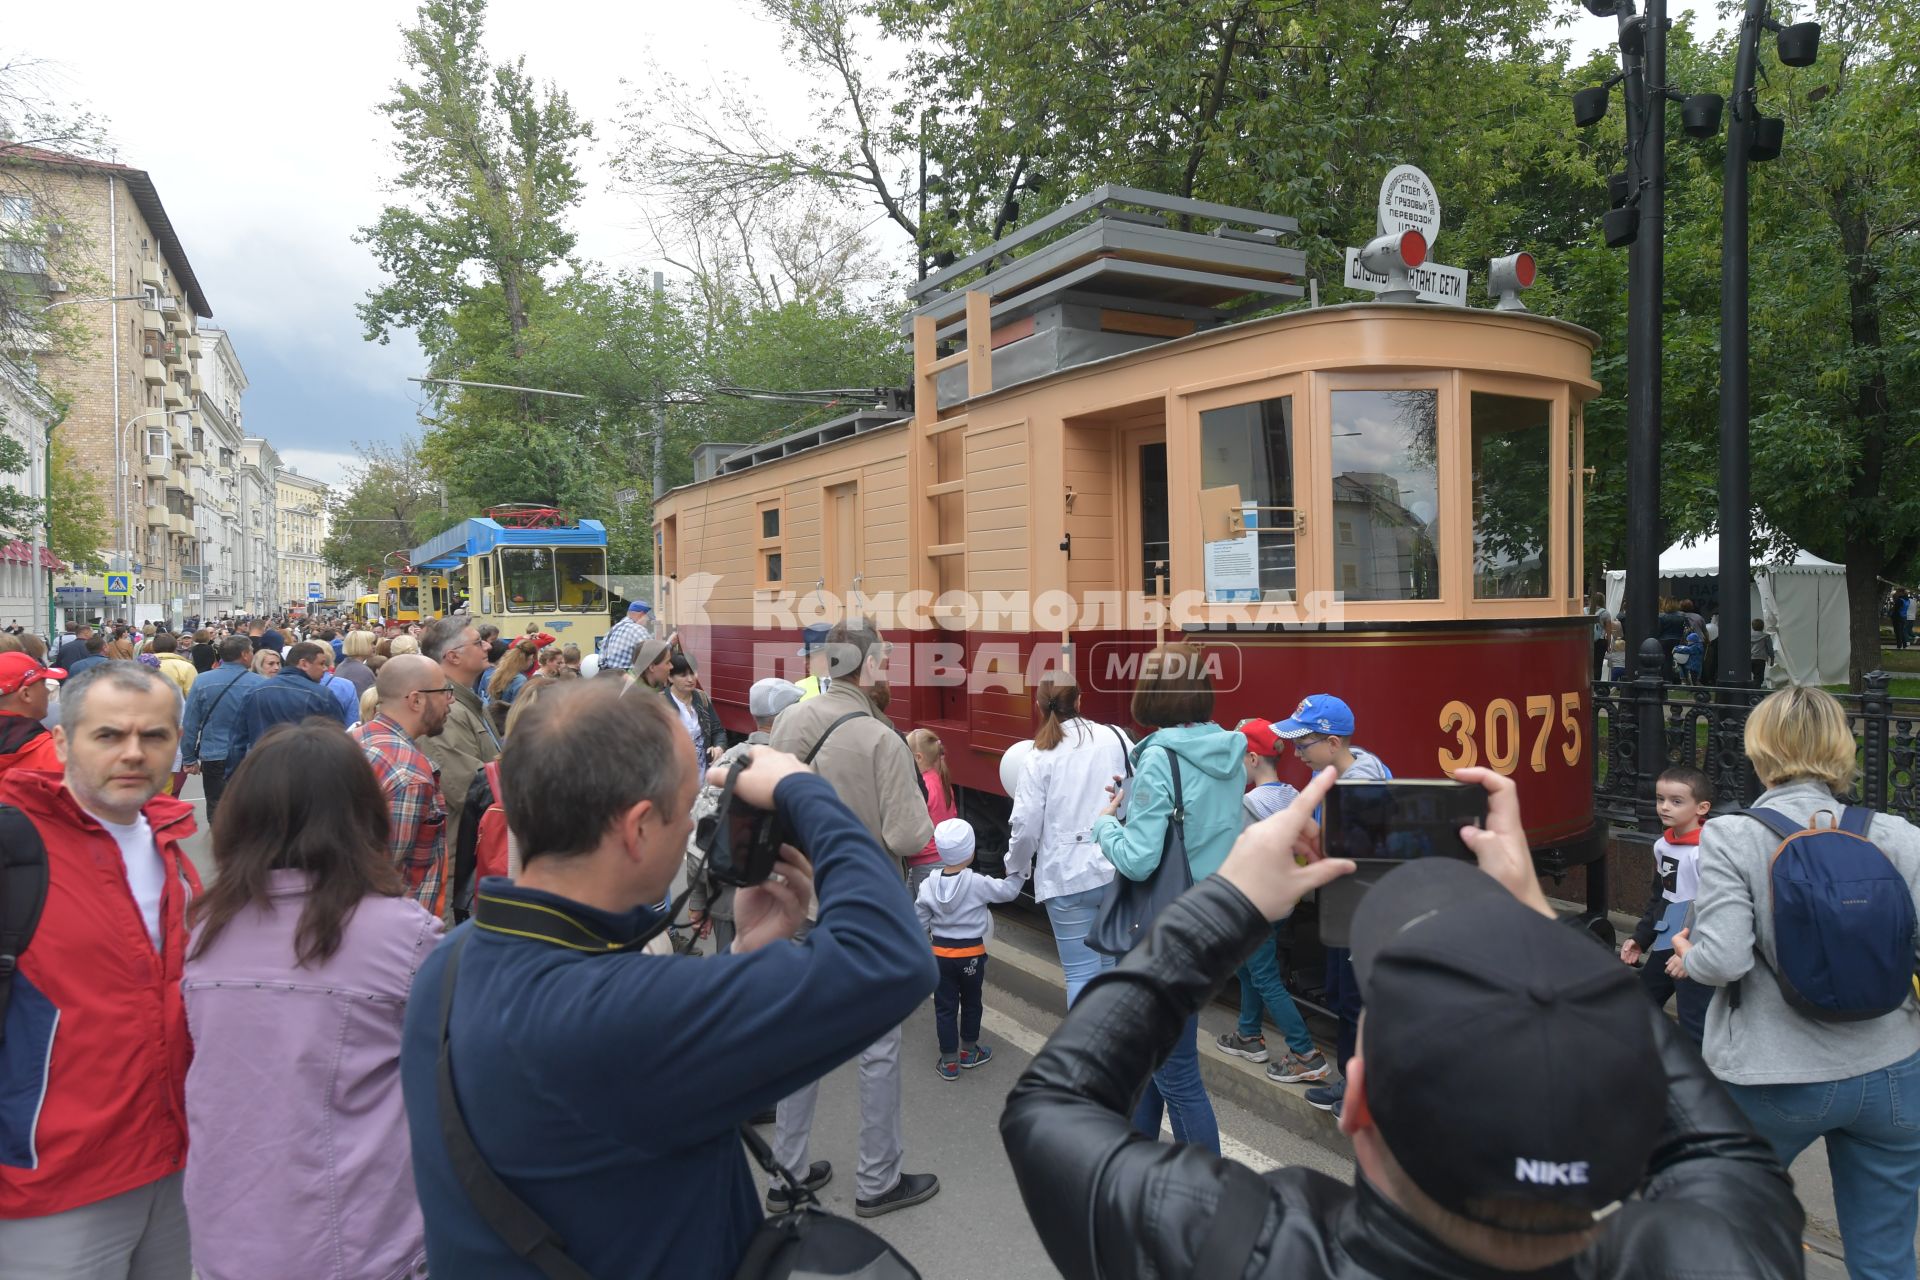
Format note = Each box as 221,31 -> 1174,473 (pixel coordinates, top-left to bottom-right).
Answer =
1358,229 -> 1426,275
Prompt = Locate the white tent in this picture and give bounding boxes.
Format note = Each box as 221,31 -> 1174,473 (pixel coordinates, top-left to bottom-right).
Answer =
1604,533 -> 1850,687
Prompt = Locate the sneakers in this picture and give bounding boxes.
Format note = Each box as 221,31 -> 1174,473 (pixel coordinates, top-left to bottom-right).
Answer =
764,1160 -> 832,1213
935,1057 -> 959,1082
1214,1031 -> 1271,1064
959,1043 -> 993,1070
1266,1050 -> 1332,1084
855,1171 -> 940,1218
1305,1080 -> 1345,1117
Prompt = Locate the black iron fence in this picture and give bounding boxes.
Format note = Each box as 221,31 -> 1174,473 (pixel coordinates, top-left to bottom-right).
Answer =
1594,651 -> 1920,832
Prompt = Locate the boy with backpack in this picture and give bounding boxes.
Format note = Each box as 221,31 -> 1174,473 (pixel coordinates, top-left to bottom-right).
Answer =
1620,766 -> 1713,1043
1214,719 -> 1332,1085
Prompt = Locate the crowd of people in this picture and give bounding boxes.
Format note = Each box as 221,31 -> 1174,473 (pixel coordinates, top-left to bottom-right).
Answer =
0,602 -> 1906,1279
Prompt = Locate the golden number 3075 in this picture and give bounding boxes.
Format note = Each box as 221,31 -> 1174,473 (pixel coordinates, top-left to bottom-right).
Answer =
1438,693 -> 1583,775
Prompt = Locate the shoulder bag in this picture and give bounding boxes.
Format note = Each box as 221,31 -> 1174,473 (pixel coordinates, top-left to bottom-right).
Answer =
1088,744 -> 1191,957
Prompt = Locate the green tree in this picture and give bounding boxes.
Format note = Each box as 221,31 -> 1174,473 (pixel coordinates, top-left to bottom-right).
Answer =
322,442 -> 444,587
46,434 -> 106,570
0,424 -> 41,538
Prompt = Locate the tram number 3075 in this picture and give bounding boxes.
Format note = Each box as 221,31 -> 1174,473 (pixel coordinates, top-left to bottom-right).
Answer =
1438,693 -> 1584,775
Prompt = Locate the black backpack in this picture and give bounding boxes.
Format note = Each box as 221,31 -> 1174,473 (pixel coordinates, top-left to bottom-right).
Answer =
0,806 -> 49,1048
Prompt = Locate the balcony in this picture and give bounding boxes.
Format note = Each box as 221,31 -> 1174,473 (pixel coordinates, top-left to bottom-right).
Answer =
170,513 -> 191,537
186,335 -> 202,360
188,450 -> 206,470
167,466 -> 186,493
140,309 -> 165,335
187,372 -> 204,396
143,455 -> 167,480
162,383 -> 186,409
140,260 -> 163,289
146,504 -> 169,530
170,427 -> 190,458
166,341 -> 189,370
142,358 -> 166,386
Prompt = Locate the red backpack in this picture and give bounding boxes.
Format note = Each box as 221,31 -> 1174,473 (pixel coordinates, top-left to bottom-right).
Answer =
473,761 -> 510,883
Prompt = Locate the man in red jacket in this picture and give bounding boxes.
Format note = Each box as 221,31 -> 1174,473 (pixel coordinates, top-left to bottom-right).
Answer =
0,661 -> 199,1278
0,650 -> 66,779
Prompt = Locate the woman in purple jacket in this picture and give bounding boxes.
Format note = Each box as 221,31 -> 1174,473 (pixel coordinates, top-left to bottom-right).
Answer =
183,721 -> 442,1280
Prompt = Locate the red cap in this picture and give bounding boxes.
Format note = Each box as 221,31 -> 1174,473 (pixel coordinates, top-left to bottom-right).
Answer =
0,652 -> 64,695
1240,719 -> 1286,758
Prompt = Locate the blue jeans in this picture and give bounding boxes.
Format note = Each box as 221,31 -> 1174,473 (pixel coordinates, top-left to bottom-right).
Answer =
1130,1015 -> 1221,1155
1045,885 -> 1118,1007
1237,921 -> 1315,1056
1724,1048 -> 1920,1280
1323,946 -> 1362,1072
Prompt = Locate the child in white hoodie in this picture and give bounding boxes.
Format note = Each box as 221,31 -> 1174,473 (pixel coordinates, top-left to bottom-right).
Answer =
916,818 -> 1025,1080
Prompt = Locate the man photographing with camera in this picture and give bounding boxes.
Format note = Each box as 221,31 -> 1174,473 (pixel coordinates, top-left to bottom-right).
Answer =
1001,766 -> 1804,1279
399,680 -> 937,1278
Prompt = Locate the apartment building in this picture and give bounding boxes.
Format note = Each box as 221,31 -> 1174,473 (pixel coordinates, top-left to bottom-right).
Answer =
0,353 -> 58,630
195,327 -> 246,617
0,144 -> 213,625
275,468 -> 327,609
238,437 -> 279,616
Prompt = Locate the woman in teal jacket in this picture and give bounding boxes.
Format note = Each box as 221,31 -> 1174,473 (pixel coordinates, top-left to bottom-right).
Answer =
1091,643 -> 1246,1154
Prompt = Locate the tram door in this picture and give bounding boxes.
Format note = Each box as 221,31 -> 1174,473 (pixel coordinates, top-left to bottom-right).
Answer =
1123,427 -> 1170,598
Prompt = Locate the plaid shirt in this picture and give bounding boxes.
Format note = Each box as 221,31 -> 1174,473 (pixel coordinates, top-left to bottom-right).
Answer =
355,714 -> 448,915
601,616 -> 648,671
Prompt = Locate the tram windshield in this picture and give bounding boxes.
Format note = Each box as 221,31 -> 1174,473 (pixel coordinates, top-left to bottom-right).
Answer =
496,546 -> 608,612
1330,388 -> 1440,602
1201,396 -> 1297,602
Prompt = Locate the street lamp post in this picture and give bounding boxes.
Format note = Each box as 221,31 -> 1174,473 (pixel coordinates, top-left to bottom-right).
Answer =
1716,2 -> 1819,684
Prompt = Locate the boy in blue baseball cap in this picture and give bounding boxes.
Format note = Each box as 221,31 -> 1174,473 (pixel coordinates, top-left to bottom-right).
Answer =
1272,693 -> 1392,1116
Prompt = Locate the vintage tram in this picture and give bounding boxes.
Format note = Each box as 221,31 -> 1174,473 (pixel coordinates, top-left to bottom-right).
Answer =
410,506 -> 614,649
653,187 -> 1603,885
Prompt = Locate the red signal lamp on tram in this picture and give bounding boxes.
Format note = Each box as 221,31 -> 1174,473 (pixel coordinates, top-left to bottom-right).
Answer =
1488,252 -> 1537,312
1358,228 -> 1427,303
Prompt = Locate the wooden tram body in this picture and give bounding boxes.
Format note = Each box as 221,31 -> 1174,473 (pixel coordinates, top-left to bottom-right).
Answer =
654,190 -> 1603,864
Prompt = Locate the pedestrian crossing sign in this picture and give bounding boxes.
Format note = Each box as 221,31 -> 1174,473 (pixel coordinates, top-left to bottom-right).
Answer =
104,574 -> 131,597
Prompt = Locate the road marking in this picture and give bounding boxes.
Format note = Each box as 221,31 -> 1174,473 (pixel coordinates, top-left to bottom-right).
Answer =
979,1005 -> 1284,1173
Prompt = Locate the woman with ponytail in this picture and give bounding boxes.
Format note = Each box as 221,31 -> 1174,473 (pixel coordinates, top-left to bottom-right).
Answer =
1005,679 -> 1132,1005
907,728 -> 957,897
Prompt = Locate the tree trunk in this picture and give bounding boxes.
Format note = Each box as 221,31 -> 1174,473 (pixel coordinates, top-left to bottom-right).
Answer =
1834,194 -> 1892,691
1845,543 -> 1884,691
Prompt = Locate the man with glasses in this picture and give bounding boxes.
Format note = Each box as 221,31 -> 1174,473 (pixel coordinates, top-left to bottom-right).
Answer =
1271,694 -> 1392,1118
356,654 -> 456,913
418,616 -> 502,867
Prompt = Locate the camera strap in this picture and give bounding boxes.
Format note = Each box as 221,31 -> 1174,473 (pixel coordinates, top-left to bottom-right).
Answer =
473,888 -> 690,954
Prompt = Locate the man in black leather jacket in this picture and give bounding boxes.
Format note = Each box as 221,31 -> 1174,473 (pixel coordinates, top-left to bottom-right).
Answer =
1001,766 -> 1804,1279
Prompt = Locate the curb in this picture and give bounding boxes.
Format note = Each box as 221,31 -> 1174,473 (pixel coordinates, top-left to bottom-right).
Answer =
986,913 -> 1349,1153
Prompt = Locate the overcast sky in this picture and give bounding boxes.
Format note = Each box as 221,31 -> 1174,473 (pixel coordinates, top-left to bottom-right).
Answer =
8,2 -> 1716,489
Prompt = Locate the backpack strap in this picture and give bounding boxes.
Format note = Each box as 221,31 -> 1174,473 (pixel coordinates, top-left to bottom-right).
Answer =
1108,725 -> 1133,778
801,712 -> 868,766
1839,806 -> 1873,837
436,931 -> 597,1280
1160,744 -> 1185,824
0,805 -> 48,1049
1736,807 -> 1803,842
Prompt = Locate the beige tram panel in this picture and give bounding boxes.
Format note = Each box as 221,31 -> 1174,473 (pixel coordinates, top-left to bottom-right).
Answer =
655,299 -> 1600,631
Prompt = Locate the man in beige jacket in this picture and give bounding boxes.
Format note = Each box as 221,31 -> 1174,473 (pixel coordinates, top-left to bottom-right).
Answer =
766,618 -> 939,1218
418,615 -> 500,885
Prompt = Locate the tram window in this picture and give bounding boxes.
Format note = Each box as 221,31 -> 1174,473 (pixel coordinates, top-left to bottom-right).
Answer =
764,551 -> 783,583
499,547 -> 557,612
396,584 -> 419,611
1201,397 -> 1297,600
1329,388 -> 1440,602
761,508 -> 780,539
555,548 -> 606,612
1138,441 -> 1170,595
1470,393 -> 1553,599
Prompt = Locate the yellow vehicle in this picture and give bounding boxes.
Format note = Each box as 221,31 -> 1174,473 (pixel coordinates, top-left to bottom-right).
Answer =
354,594 -> 381,625
379,573 -> 425,624
411,508 -> 611,649
426,572 -> 454,619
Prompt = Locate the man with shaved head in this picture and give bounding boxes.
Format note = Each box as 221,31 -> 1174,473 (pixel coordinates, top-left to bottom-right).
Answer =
355,654 -> 455,913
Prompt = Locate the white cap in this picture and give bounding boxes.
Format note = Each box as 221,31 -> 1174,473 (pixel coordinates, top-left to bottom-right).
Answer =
935,818 -> 976,866
749,678 -> 803,720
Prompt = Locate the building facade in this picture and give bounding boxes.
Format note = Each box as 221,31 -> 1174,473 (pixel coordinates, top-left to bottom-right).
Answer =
0,146 -> 215,626
238,437 -> 279,616
274,468 -> 327,610
194,327 -> 247,619
0,354 -> 57,630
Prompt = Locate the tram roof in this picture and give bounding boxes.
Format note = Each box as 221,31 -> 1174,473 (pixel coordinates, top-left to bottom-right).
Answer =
410,517 -> 608,570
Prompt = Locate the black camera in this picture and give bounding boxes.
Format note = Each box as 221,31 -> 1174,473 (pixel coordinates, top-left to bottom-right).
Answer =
696,758 -> 792,889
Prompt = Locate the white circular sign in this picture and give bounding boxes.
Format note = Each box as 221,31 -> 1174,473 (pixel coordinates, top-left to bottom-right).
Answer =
1377,165 -> 1441,249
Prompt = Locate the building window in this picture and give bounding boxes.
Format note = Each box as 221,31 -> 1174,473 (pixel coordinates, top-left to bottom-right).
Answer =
1469,392 -> 1553,600
1329,387 -> 1441,602
147,428 -> 166,457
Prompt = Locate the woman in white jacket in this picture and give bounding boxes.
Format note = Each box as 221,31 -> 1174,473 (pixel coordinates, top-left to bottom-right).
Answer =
1005,680 -> 1132,1005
